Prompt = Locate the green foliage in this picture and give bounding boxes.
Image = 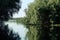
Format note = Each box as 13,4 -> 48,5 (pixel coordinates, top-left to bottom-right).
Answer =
25,0 -> 60,40
25,2 -> 38,24
14,0 -> 60,40
26,25 -> 38,40
15,17 -> 29,24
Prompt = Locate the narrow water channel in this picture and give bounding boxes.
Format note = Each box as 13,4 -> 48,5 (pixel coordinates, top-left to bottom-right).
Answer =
5,21 -> 28,40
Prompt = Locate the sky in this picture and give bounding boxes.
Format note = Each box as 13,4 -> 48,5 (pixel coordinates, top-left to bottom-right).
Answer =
13,0 -> 34,18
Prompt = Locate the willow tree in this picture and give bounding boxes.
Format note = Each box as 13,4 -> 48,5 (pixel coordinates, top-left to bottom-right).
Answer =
25,0 -> 41,40
25,0 -> 46,40
0,0 -> 21,40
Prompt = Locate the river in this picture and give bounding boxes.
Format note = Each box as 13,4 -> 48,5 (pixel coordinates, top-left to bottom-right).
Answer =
5,21 -> 28,40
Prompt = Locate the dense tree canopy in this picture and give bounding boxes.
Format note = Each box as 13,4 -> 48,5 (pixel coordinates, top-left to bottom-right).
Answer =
25,0 -> 60,40
0,0 -> 21,21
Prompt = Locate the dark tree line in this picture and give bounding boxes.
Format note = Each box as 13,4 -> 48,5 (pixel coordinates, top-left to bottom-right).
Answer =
0,24 -> 20,40
38,1 -> 60,40
0,0 -> 21,40
0,0 -> 21,21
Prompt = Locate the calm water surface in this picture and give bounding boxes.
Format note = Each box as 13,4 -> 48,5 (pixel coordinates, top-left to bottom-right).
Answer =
5,21 -> 28,40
